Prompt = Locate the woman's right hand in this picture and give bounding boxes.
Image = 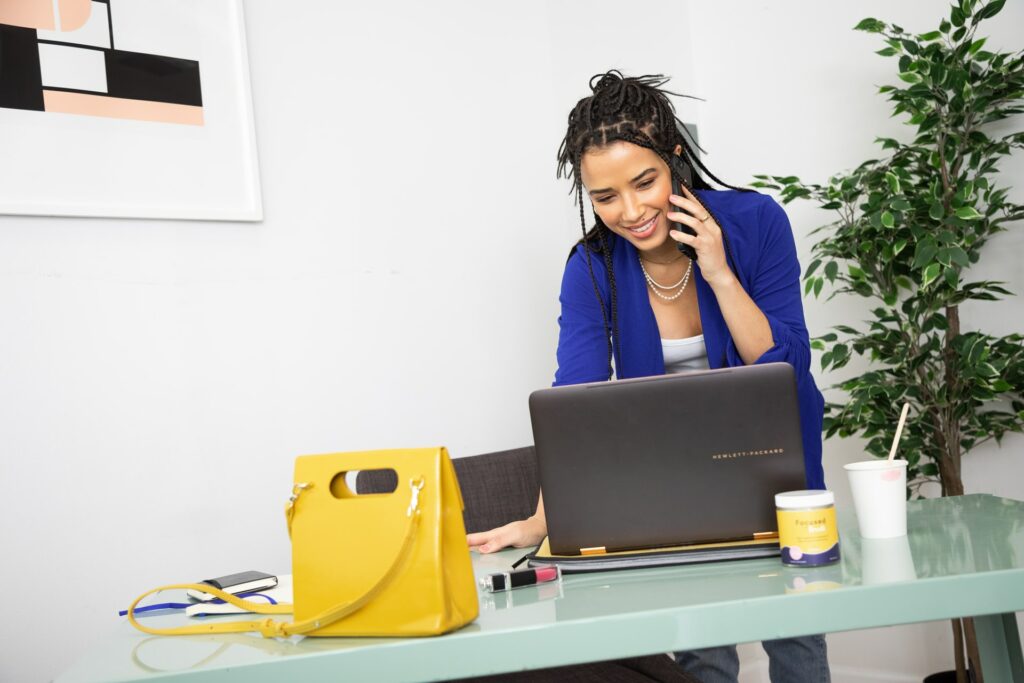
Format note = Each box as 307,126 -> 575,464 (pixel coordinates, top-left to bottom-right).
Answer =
466,515 -> 547,554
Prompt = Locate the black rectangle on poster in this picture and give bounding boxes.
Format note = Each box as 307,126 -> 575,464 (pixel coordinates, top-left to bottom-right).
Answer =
104,50 -> 202,106
0,24 -> 45,111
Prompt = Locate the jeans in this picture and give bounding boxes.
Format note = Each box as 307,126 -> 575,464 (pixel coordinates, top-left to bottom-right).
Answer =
674,635 -> 830,683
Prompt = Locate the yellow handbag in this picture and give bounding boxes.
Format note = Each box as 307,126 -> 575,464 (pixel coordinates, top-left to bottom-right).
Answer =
126,447 -> 479,638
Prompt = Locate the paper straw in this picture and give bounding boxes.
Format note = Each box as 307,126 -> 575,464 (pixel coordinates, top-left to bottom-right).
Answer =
887,402 -> 911,461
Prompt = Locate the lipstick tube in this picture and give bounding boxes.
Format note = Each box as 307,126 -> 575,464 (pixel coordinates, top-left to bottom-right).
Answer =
481,566 -> 561,593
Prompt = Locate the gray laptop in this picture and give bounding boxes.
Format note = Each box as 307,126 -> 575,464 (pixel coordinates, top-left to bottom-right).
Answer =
529,362 -> 806,556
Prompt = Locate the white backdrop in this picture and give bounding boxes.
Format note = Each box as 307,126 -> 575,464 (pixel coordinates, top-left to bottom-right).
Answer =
0,2 -> 1021,682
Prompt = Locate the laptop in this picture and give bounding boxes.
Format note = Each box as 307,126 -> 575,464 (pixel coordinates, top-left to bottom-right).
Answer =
529,362 -> 806,557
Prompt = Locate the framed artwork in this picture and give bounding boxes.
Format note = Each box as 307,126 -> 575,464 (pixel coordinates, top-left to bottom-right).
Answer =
0,0 -> 262,221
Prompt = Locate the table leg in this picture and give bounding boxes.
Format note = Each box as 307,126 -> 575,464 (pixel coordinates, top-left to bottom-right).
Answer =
972,613 -> 1024,683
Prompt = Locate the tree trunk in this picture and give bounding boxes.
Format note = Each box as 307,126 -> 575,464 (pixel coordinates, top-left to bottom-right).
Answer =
939,304 -> 966,497
964,617 -> 984,683
953,618 -> 968,683
943,306 -> 974,678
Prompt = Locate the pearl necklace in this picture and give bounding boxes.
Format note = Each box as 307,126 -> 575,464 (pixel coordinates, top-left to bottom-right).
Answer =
639,254 -> 693,302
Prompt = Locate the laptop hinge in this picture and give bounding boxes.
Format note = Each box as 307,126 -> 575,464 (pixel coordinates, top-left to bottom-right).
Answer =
753,531 -> 779,541
580,546 -> 607,555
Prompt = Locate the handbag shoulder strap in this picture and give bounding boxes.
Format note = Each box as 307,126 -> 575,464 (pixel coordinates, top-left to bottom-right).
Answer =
126,477 -> 425,638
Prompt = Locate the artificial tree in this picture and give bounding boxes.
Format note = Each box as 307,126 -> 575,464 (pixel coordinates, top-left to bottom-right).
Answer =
753,2 -> 1024,680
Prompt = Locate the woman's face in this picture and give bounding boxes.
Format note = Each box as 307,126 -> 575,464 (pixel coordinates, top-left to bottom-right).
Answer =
579,141 -> 674,254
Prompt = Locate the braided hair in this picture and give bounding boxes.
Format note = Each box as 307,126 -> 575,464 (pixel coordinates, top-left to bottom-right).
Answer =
555,70 -> 749,379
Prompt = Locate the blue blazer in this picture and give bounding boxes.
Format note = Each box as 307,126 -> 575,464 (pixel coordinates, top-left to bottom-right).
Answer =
553,189 -> 826,489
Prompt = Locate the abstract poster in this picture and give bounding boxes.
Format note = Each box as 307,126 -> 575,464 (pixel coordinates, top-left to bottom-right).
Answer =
1,0 -> 204,125
0,0 -> 262,220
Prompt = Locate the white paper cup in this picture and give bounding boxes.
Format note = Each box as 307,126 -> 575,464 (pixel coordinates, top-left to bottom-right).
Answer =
844,459 -> 908,539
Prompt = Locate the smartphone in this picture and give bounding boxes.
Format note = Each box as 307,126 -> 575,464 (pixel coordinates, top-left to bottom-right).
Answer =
669,156 -> 698,262
186,570 -> 278,602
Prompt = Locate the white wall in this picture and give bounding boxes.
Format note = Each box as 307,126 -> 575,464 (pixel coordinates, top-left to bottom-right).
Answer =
0,2 -> 1021,682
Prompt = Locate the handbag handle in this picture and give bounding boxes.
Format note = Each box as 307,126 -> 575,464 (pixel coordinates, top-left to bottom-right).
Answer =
126,476 -> 425,638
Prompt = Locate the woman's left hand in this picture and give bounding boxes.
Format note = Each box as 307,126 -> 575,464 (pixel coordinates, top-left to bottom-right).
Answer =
667,185 -> 734,288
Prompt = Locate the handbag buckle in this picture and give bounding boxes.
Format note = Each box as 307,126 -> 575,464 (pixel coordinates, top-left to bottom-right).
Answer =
407,476 -> 425,517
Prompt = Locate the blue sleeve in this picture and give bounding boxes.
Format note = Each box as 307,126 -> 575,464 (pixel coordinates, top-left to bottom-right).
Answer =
724,198 -> 812,378
553,250 -> 612,387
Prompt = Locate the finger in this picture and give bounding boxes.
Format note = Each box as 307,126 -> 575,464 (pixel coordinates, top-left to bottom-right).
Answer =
466,531 -> 490,548
669,228 -> 697,245
667,211 -> 704,233
668,193 -> 703,214
477,527 -> 512,554
478,538 -> 506,553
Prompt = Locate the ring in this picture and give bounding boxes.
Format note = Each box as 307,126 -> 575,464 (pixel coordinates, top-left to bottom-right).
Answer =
699,214 -> 711,222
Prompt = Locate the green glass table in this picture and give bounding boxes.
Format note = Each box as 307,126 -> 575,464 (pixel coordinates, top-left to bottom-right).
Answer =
56,494 -> 1024,682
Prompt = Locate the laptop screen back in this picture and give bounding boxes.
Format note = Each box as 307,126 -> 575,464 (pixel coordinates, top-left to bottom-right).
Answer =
529,363 -> 807,555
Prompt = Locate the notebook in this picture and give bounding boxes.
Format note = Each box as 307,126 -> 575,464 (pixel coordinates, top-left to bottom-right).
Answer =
527,362 -> 807,568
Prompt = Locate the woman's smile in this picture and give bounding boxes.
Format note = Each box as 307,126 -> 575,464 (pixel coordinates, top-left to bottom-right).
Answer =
623,212 -> 660,238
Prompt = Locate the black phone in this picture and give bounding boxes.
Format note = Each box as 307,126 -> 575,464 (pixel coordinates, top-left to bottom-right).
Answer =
669,155 -> 698,262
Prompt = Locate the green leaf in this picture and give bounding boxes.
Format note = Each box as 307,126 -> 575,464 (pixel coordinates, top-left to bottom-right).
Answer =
804,258 -> 822,278
945,267 -> 959,289
825,261 -> 839,282
922,263 -> 941,288
952,7 -> 965,26
876,47 -> 899,57
894,239 -> 908,256
918,30 -> 942,41
899,71 -> 922,84
854,17 -> 885,32
885,172 -> 901,194
913,238 -> 938,269
979,362 -> 998,378
881,211 -> 896,228
956,206 -> 983,220
929,202 -> 944,220
976,0 -> 1006,21
969,37 -> 988,54
949,246 -> 970,267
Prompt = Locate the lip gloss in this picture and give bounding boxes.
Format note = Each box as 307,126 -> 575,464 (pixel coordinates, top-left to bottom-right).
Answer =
481,566 -> 561,592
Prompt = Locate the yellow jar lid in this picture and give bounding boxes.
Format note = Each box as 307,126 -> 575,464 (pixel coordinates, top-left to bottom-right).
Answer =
775,489 -> 834,509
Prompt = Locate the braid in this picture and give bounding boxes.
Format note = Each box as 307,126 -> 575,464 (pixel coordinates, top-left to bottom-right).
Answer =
596,225 -> 621,375
577,181 -> 614,379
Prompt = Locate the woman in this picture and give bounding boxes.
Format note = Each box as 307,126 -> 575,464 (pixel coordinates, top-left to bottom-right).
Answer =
468,71 -> 829,683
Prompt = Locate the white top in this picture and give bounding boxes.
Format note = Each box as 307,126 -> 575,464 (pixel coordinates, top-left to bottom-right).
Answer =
661,334 -> 710,374
775,489 -> 835,509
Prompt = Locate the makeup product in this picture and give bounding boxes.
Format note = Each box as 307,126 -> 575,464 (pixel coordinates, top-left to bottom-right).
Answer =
481,566 -> 560,593
775,490 -> 840,566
